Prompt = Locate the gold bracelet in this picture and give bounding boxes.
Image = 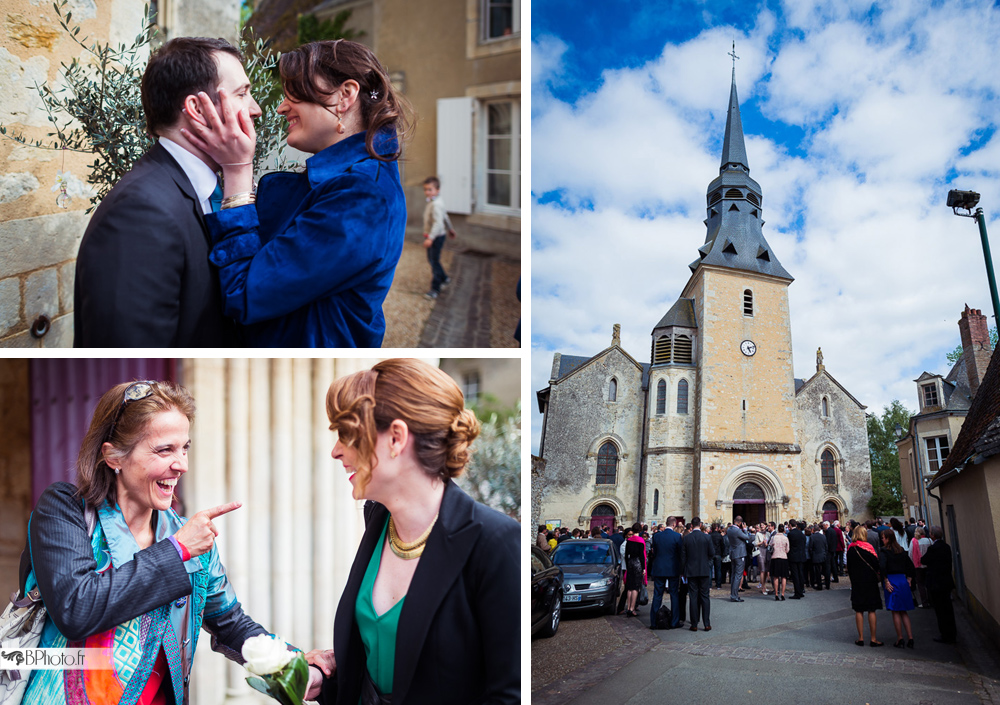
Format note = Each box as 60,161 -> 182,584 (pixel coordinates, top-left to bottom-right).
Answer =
221,192 -> 256,209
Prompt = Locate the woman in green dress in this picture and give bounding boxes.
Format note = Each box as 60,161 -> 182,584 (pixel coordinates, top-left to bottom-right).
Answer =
310,358 -> 520,705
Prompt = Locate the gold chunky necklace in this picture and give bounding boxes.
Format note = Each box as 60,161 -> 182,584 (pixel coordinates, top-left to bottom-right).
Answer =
387,513 -> 438,560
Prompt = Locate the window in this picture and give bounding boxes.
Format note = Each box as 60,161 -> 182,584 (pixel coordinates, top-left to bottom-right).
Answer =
676,379 -> 689,414
743,289 -> 753,316
922,383 -> 939,407
483,99 -> 520,212
821,397 -> 829,417
673,335 -> 692,364
656,379 -> 666,415
482,0 -> 519,40
596,442 -> 618,485
608,378 -> 617,402
653,489 -> 659,515
925,436 -> 950,473
462,371 -> 480,405
821,449 -> 836,484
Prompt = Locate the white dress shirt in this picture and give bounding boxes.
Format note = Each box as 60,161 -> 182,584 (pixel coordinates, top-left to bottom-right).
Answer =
159,137 -> 219,215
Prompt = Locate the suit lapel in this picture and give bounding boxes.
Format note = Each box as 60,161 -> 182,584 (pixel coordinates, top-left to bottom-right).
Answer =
334,501 -> 388,699
147,142 -> 209,233
393,482 -> 481,704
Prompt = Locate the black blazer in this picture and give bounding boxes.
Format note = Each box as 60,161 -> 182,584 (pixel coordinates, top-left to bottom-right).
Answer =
921,539 -> 956,592
787,528 -> 807,562
681,530 -> 714,578
74,142 -> 237,347
321,481 -> 520,705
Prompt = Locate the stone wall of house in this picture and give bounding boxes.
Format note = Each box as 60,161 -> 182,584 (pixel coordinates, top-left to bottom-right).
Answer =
794,371 -> 873,521
538,348 -> 645,529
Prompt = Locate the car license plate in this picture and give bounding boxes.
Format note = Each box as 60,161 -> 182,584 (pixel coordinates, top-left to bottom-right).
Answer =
564,594 -> 581,602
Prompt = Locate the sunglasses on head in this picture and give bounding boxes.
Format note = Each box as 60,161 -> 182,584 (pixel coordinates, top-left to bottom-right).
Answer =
105,380 -> 157,443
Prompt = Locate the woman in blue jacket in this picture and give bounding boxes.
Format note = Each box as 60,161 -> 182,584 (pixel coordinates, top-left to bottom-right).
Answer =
183,40 -> 411,347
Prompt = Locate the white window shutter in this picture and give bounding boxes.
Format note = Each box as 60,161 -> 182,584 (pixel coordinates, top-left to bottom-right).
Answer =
436,96 -> 474,214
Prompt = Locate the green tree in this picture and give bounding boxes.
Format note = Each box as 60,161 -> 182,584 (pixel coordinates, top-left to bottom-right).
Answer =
460,402 -> 520,519
946,327 -> 998,365
866,400 -> 913,516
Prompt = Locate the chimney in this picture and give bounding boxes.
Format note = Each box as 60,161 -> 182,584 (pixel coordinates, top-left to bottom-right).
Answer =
958,304 -> 993,397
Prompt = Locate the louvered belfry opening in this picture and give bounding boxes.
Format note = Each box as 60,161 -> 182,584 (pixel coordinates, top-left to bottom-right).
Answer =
653,335 -> 672,364
673,335 -> 692,363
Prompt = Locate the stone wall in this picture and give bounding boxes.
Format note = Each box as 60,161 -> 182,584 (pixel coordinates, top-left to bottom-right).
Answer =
539,348 -> 645,529
794,371 -> 873,521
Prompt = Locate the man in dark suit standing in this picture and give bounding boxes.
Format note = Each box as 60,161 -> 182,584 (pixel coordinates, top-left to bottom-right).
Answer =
74,37 -> 260,347
610,525 -> 625,553
648,516 -> 683,629
726,518 -> 751,602
682,518 -> 714,631
787,519 -> 807,598
823,521 -> 839,584
922,525 -> 957,644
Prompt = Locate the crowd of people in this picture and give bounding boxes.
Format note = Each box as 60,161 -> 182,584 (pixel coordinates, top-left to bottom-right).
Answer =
535,515 -> 958,648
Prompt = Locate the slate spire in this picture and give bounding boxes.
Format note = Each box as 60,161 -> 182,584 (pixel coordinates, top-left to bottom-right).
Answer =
687,65 -> 793,281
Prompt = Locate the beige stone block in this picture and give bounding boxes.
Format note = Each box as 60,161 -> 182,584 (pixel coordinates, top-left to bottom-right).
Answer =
0,211 -> 89,279
24,267 -> 57,321
58,261 -> 74,313
41,312 -> 72,347
0,328 -> 37,347
0,172 -> 40,204
0,47 -> 50,127
0,277 -> 20,336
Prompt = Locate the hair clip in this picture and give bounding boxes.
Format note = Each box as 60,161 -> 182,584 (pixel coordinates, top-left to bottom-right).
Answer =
369,89 -> 380,101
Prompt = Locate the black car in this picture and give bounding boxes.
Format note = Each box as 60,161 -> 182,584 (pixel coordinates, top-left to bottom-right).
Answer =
550,538 -> 622,614
531,545 -> 563,638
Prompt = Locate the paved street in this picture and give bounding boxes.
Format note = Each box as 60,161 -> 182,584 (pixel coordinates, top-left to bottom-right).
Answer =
533,580 -> 1000,705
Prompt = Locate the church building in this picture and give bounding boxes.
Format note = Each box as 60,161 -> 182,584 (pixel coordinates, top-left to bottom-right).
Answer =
535,72 -> 873,532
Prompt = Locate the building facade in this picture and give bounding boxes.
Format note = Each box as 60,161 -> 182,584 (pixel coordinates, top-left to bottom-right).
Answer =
536,74 -> 872,531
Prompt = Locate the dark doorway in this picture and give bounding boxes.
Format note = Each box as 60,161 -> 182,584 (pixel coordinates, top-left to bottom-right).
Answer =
732,481 -> 766,525
590,503 -> 616,533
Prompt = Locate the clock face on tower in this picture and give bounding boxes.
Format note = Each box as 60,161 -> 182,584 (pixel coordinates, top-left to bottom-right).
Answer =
740,340 -> 757,356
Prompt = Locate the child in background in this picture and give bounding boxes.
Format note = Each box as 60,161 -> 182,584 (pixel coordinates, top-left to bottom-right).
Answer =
422,176 -> 456,299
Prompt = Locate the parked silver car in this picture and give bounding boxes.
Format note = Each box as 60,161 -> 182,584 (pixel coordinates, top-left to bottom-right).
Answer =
550,538 -> 622,614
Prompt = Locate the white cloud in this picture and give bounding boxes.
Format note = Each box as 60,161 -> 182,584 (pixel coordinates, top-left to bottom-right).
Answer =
532,0 -> 1000,453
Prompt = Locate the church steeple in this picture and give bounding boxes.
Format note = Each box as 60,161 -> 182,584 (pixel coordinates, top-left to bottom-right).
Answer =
688,61 -> 792,281
720,70 -> 749,173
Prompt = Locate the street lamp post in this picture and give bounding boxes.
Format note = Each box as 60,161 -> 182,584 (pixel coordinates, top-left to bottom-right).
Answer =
948,189 -> 1000,326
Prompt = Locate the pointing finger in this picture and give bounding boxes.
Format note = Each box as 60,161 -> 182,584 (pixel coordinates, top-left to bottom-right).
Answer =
205,501 -> 243,519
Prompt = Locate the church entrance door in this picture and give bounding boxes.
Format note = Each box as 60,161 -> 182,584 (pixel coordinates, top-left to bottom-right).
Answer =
822,501 -> 839,524
732,482 -> 766,526
590,503 -> 616,533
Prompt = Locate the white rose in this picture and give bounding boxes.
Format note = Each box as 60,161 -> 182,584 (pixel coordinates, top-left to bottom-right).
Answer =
242,634 -> 295,676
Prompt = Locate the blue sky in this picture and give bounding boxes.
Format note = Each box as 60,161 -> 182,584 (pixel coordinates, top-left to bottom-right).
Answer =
531,0 -> 1000,452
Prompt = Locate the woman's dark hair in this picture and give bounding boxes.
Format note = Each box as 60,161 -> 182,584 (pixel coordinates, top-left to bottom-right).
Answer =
76,381 -> 195,508
881,529 -> 904,553
889,517 -> 904,533
279,39 -> 413,161
777,523 -> 784,533
142,37 -> 243,137
630,522 -> 642,534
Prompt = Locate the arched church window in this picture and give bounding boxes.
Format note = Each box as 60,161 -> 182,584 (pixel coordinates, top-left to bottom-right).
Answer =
747,192 -> 760,206
725,188 -> 743,199
822,501 -> 837,512
743,289 -> 753,316
676,379 -> 689,414
656,379 -> 666,415
608,378 -> 617,402
673,335 -> 692,364
733,482 -> 765,501
653,336 -> 671,365
596,442 -> 618,485
653,489 -> 659,515
821,449 -> 836,484
821,397 -> 829,417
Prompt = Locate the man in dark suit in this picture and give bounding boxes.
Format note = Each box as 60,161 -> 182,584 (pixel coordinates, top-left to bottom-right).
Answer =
921,525 -> 957,644
823,521 -> 839,584
787,519 -> 808,598
682,518 -> 714,631
74,37 -> 261,347
726,518 -> 751,602
609,525 -> 625,552
648,516 -> 683,629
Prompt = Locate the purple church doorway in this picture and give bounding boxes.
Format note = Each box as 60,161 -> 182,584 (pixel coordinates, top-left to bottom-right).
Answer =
732,481 -> 766,525
590,503 -> 616,533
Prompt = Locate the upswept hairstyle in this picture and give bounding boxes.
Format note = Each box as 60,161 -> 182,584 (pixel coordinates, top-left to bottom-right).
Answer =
142,37 -> 243,136
76,381 -> 196,508
279,39 -> 413,162
325,358 -> 479,498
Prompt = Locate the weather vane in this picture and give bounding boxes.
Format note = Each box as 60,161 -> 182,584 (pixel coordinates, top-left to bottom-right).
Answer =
729,40 -> 739,74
